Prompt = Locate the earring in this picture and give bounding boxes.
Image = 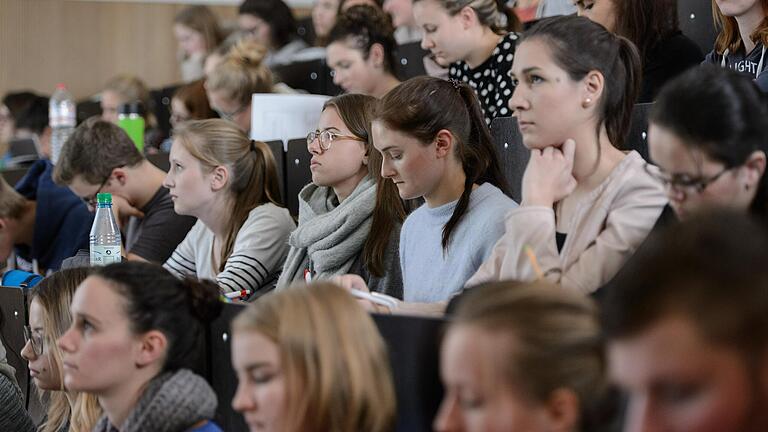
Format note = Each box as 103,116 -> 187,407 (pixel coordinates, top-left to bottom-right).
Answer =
584,97 -> 592,106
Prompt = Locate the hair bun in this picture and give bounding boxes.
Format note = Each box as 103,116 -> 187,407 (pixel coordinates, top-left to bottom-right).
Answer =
183,278 -> 223,323
229,39 -> 268,68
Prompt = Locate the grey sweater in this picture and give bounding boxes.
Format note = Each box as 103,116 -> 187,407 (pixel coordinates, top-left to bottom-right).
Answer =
0,340 -> 36,432
400,183 -> 517,302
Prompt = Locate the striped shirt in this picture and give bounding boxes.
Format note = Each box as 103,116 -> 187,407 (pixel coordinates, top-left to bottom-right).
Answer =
164,203 -> 295,296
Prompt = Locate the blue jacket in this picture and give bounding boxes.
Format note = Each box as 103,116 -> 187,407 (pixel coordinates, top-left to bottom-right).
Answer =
14,160 -> 93,272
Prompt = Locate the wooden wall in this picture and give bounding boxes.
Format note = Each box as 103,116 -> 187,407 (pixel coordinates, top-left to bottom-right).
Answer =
0,0 -> 239,100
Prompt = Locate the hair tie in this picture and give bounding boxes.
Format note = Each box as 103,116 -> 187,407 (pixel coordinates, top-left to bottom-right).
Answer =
249,139 -> 257,152
448,78 -> 462,90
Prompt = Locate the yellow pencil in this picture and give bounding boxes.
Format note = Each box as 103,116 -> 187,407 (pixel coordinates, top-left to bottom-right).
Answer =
524,245 -> 545,279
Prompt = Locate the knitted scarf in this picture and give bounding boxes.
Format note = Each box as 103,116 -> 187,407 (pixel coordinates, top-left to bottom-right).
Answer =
278,176 -> 376,287
93,369 -> 217,432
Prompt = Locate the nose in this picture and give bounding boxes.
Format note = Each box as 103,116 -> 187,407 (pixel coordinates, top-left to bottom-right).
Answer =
232,381 -> 256,413
421,35 -> 433,51
162,170 -> 174,189
432,393 -> 460,432
332,70 -> 343,86
380,156 -> 396,179
57,325 -> 76,354
307,134 -> 323,155
20,340 -> 35,361
509,84 -> 528,113
624,394 -> 664,432
664,183 -> 686,204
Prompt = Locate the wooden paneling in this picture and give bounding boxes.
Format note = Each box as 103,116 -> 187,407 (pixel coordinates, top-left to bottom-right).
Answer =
0,0 -> 238,99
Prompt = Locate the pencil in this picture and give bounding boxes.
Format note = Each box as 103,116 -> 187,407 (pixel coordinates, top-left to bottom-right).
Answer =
524,245 -> 545,279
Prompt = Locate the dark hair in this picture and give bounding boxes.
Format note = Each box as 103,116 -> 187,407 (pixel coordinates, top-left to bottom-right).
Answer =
15,95 -> 49,135
53,117 -> 144,186
523,16 -> 641,151
328,5 -> 399,78
94,262 -> 222,372
612,0 -> 680,61
375,76 -> 509,250
2,91 -> 38,120
239,0 -> 299,49
411,0 -> 521,33
173,79 -> 217,121
323,93 -> 406,276
602,211 -> 768,359
651,65 -> 768,216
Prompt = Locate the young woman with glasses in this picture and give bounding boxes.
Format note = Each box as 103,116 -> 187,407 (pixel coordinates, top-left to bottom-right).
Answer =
205,39 -> 273,134
277,93 -> 406,299
21,268 -> 102,432
645,65 -> 768,222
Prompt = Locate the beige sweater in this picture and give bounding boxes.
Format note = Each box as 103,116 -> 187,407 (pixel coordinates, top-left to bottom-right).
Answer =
466,151 -> 667,294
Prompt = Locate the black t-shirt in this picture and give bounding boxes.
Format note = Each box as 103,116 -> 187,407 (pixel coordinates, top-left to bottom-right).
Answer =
640,31 -> 704,103
449,32 -> 519,125
125,186 -> 197,263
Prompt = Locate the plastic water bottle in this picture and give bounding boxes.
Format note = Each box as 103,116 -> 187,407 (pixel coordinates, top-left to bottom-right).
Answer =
49,83 -> 76,165
90,193 -> 122,266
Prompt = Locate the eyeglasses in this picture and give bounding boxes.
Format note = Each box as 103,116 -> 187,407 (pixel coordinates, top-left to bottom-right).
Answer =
80,175 -> 112,209
306,129 -> 366,151
644,163 -> 732,194
24,326 -> 44,357
214,104 -> 249,122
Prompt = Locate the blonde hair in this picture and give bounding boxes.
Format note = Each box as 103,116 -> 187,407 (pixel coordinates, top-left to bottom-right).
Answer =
232,283 -> 396,432
103,74 -> 157,128
173,119 -> 282,272
0,176 -> 27,220
713,0 -> 768,55
452,281 -> 606,429
206,39 -> 273,106
30,268 -> 102,432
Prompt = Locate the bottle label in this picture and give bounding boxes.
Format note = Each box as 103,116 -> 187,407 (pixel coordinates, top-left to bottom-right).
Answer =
90,245 -> 122,266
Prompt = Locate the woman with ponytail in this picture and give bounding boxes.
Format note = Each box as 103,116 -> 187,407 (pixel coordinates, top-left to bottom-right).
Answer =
205,39 -> 275,133
413,0 -> 522,124
337,76 -> 516,315
278,93 -> 405,299
467,16 -> 667,294
163,119 -> 295,297
58,262 -> 224,432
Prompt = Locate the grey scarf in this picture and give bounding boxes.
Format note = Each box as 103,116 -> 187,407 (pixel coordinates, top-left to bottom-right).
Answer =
278,176 -> 376,287
93,369 -> 217,432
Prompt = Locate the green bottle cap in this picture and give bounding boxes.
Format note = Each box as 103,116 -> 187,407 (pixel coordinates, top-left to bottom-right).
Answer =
97,193 -> 112,205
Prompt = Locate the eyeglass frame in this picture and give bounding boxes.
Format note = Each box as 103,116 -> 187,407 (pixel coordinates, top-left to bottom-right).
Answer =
306,129 -> 366,152
24,325 -> 44,357
214,103 -> 249,122
643,162 -> 733,194
80,175 -> 112,209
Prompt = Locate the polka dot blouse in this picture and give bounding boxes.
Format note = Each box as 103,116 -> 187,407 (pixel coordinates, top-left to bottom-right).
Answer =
449,32 -> 519,125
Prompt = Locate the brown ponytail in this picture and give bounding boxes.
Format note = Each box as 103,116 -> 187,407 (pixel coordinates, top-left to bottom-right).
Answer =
174,119 -> 283,272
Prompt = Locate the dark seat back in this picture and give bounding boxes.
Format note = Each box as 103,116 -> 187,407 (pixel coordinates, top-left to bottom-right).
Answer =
489,116 -> 528,203
624,103 -> 653,161
285,138 -> 313,216
146,152 -> 171,173
0,286 -> 30,405
265,140 -> 286,204
272,59 -> 342,96
395,42 -> 428,80
150,84 -> 182,139
677,0 -> 717,54
1,167 -> 30,188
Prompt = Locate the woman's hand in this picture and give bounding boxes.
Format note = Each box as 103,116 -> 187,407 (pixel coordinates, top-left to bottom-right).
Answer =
521,139 -> 578,207
331,274 -> 392,314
